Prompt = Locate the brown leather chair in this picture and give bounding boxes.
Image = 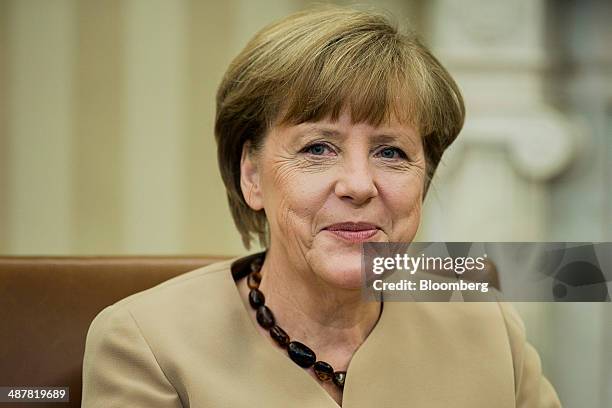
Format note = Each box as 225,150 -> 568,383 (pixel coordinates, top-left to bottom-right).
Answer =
0,256 -> 229,408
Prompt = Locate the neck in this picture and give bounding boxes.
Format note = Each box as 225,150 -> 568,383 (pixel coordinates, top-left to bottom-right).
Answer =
257,246 -> 382,369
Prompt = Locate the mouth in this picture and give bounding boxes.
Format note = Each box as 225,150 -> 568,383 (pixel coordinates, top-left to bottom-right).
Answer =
323,222 -> 380,243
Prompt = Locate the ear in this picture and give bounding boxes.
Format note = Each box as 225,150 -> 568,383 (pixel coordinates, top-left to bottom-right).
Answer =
240,141 -> 264,211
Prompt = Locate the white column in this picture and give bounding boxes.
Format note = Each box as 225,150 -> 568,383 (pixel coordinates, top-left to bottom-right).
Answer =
6,0 -> 76,254
421,0 -> 576,243
550,303 -> 607,408
421,2 -> 606,407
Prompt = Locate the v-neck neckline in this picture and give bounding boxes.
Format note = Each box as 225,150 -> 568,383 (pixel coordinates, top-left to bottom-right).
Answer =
210,254 -> 516,408
226,252 -> 391,408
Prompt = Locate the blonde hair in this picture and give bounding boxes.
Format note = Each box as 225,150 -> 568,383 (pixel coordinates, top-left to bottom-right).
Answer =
215,6 -> 465,249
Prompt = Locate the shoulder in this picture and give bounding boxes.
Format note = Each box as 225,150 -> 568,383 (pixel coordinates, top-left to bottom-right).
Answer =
494,302 -> 562,406
82,260 -> 240,407
85,257 -> 241,353
111,258 -> 236,309
496,302 -> 527,354
380,301 -> 560,406
90,258 -> 238,325
410,301 -> 534,362
83,257 -> 254,391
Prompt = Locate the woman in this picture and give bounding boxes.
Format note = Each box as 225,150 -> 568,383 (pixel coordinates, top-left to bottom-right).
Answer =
82,6 -> 560,407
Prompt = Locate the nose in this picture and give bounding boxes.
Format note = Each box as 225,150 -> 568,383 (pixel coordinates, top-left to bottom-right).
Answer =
334,154 -> 378,205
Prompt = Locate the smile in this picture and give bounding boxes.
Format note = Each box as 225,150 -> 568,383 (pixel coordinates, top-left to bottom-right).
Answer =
323,222 -> 380,243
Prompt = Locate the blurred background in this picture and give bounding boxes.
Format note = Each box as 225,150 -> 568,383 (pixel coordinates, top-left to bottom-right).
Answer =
0,0 -> 610,406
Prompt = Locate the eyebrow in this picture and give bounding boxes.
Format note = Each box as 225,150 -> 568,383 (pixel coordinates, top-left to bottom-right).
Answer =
299,124 -> 418,147
300,125 -> 342,138
371,134 -> 399,144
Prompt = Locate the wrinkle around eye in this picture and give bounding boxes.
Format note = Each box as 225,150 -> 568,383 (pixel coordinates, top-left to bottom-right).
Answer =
274,153 -> 333,175
294,148 -> 339,172
270,155 -> 299,186
375,157 -> 426,174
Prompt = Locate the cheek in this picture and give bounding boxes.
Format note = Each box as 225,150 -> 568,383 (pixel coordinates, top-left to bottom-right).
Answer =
379,172 -> 424,238
262,162 -> 332,236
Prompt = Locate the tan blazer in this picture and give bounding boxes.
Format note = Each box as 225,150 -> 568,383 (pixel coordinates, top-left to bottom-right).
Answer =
81,255 -> 561,407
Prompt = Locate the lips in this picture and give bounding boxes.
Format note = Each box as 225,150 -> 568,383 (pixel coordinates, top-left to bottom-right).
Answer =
325,222 -> 378,231
323,222 -> 380,243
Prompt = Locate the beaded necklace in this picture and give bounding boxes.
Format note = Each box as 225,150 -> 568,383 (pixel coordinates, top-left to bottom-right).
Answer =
246,257 -> 347,390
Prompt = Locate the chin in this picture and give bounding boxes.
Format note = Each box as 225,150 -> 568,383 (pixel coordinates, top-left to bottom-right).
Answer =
308,250 -> 364,290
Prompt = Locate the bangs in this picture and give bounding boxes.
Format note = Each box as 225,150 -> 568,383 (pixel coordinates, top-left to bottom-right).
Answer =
274,30 -> 427,132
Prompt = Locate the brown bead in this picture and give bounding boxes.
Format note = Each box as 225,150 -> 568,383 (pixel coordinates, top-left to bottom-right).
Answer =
250,258 -> 263,272
287,341 -> 316,368
256,305 -> 275,329
313,361 -> 334,381
269,325 -> 290,348
247,271 -> 262,289
248,288 -> 265,309
332,371 -> 346,389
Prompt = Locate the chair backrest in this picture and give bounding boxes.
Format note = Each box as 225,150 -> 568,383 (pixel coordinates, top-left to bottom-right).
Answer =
0,256 -> 228,408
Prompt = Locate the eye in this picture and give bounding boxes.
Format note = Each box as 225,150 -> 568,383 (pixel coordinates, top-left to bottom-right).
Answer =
303,143 -> 334,156
376,146 -> 407,160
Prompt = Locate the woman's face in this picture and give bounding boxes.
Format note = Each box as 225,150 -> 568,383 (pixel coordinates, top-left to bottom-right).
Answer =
241,110 -> 426,290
